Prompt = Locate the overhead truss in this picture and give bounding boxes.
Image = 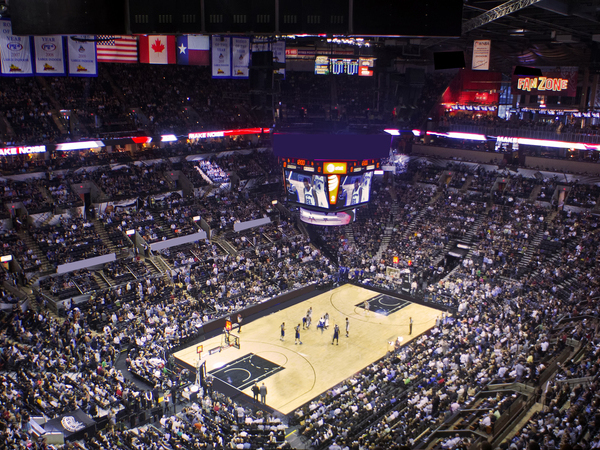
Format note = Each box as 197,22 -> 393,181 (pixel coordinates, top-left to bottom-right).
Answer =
462,0 -> 545,34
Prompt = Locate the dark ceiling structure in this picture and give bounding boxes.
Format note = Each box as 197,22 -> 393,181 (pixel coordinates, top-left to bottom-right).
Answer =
4,0 -> 600,72
429,0 -> 600,71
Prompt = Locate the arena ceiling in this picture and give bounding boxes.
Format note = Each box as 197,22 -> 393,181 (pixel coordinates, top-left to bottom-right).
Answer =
425,0 -> 600,71
3,0 -> 599,72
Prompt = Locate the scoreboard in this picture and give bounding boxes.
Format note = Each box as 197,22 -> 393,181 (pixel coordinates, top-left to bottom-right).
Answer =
314,56 -> 375,76
281,158 -> 380,173
274,132 -> 389,223
282,158 -> 380,212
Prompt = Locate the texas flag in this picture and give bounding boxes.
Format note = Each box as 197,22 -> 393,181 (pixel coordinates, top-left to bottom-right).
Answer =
139,35 -> 176,64
177,35 -> 210,66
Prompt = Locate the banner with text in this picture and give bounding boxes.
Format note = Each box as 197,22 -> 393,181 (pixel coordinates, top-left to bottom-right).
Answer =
272,41 -> 286,78
511,66 -> 578,97
34,36 -> 66,76
471,40 -> 490,71
231,37 -> 250,78
67,36 -> 97,77
0,20 -> 34,76
211,36 -> 231,78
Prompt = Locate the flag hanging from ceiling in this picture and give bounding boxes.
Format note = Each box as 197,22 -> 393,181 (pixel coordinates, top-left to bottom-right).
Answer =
139,35 -> 176,65
96,35 -> 138,63
176,35 -> 209,66
33,36 -> 66,76
0,20 -> 34,76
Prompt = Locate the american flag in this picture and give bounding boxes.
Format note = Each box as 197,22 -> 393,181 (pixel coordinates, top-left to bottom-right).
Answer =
96,35 -> 138,63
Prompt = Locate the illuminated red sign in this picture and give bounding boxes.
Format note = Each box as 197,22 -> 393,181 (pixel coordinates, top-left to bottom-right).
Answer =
517,77 -> 568,92
132,136 -> 152,144
511,67 -> 577,97
189,127 -> 268,140
0,145 -> 46,156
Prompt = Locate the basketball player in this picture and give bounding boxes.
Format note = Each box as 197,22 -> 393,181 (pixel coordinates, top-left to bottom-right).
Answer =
302,178 -> 316,206
350,179 -> 361,205
313,176 -> 327,207
280,322 -> 285,341
295,324 -> 302,345
332,324 -> 340,345
346,317 -> 350,337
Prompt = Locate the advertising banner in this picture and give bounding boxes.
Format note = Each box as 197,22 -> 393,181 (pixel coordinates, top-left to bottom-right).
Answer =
472,40 -> 491,71
0,20 -> 33,76
67,36 -> 97,77
44,409 -> 96,442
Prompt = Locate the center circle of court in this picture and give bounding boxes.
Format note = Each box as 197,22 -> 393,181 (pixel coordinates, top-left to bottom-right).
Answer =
255,351 -> 288,367
378,299 -> 402,306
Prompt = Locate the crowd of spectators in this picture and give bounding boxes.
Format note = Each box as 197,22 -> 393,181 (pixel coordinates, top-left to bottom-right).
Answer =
198,192 -> 271,232
173,221 -> 335,319
106,64 -> 254,135
215,150 -> 267,180
0,77 -> 62,145
502,175 -> 539,200
39,269 -> 100,300
103,257 -> 150,283
48,75 -> 130,136
40,177 -> 83,209
436,112 -> 600,140
508,326 -> 599,450
198,160 -> 229,185
0,229 -> 42,273
149,203 -> 202,239
0,178 -> 50,214
565,183 -> 600,208
90,163 -> 174,200
32,216 -> 109,265
2,150 -> 600,450
100,208 -> 170,244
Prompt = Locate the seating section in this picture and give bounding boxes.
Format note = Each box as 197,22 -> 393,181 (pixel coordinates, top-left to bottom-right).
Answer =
1,151 -> 600,450
33,217 -> 109,265
39,269 -> 100,300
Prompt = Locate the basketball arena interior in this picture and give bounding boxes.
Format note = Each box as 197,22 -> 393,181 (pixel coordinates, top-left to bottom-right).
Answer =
1,1 -> 600,449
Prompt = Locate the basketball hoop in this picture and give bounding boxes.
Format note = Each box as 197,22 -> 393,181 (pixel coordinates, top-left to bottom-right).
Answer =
195,345 -> 204,387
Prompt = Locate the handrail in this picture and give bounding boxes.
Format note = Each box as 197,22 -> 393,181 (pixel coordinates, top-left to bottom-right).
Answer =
554,376 -> 595,387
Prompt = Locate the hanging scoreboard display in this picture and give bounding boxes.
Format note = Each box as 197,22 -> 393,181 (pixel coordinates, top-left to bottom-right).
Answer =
281,158 -> 380,212
314,56 -> 375,76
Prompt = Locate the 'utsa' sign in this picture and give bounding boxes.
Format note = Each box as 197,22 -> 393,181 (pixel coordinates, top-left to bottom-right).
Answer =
517,76 -> 568,92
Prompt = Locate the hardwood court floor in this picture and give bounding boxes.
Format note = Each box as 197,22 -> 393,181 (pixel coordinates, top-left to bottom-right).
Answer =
173,284 -> 442,415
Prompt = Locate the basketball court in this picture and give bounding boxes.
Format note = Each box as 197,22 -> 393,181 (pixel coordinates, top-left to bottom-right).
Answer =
173,283 -> 442,415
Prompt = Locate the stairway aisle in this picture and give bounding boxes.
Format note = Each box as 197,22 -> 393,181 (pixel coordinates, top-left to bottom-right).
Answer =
375,202 -> 399,260
91,218 -> 119,254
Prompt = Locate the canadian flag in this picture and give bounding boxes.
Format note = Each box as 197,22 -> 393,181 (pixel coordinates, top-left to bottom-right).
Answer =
139,35 -> 176,64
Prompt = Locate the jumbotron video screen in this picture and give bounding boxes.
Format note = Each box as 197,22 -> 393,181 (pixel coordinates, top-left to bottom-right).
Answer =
284,169 -> 374,210
285,171 -> 330,209
274,132 -> 389,225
